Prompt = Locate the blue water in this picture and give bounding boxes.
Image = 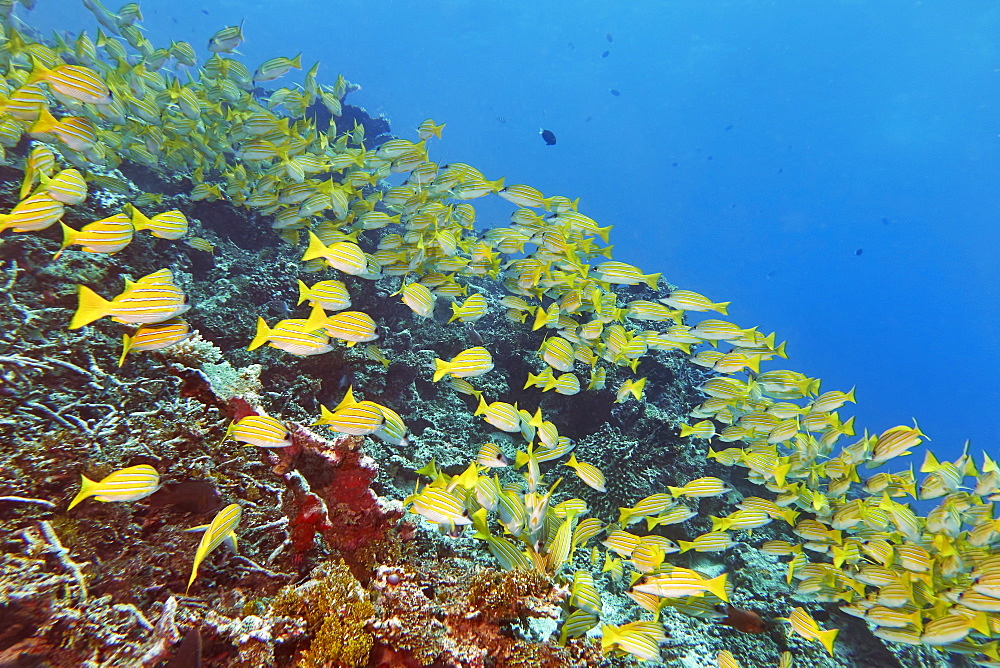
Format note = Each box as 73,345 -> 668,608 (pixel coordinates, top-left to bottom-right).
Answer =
34,0 -> 1000,462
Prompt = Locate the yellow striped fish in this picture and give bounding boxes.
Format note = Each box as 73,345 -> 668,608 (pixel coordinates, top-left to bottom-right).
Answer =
0,193 -> 65,233
67,464 -> 160,510
225,415 -> 292,448
253,53 -> 302,82
119,318 -> 190,366
186,503 -> 241,592
56,214 -> 134,258
28,63 -> 111,105
474,397 -> 520,432
659,289 -> 730,314
301,232 -> 368,275
128,206 -> 189,240
449,293 -> 488,323
38,168 -> 87,205
315,400 -> 385,435
71,279 -> 189,329
433,347 -> 494,381
398,282 -> 436,318
248,317 -> 334,356
779,607 -> 838,656
540,336 -> 575,372
565,454 -> 607,492
297,279 -> 351,311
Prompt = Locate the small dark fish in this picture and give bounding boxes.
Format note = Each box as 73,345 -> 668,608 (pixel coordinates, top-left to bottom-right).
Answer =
855,248 -> 864,256
610,89 -> 620,96
540,129 -> 557,146
724,124 -> 733,131
719,605 -> 767,634
466,325 -> 484,346
881,216 -> 889,225
496,116 -> 506,124
166,626 -> 202,667
602,50 -> 610,58
606,33 -> 613,43
149,480 -> 222,515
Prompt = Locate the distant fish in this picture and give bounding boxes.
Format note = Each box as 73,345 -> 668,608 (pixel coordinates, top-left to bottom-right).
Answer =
208,22 -> 244,54
610,89 -> 620,96
602,50 -> 610,58
718,605 -> 768,633
540,129 -> 557,146
607,33 -> 613,43
855,248 -> 863,256
166,626 -> 202,668
150,480 -> 222,515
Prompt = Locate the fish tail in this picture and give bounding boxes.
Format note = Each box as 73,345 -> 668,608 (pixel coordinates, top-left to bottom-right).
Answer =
816,628 -> 839,656
617,508 -> 632,525
67,473 -> 97,510
25,60 -> 51,85
29,106 -> 58,135
296,279 -> 310,305
706,573 -> 729,602
644,272 -> 661,290
595,225 -> 612,244
448,302 -> 461,323
118,332 -> 133,367
125,203 -> 152,231
710,515 -> 727,533
54,221 -> 78,259
523,372 -> 538,390
678,540 -> 694,553
302,303 -> 328,333
301,231 -> 327,262
69,284 -> 112,329
667,485 -> 684,497
19,169 -> 36,199
432,359 -> 451,382
714,301 -> 731,315
247,317 -> 272,351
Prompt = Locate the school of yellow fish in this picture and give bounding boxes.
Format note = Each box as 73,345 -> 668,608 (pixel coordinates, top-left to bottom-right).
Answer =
1,1 -> 995,665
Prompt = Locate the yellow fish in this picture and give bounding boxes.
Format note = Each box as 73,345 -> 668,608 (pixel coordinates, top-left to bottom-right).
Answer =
186,503 -> 241,592
67,464 -> 160,510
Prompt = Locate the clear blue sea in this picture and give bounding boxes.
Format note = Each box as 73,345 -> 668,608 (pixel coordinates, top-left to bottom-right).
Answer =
33,0 -> 1000,462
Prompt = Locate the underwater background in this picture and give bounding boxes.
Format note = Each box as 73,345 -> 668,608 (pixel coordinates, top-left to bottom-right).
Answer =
2,0 -> 1000,667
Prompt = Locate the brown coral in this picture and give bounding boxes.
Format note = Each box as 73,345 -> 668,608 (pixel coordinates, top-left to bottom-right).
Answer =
268,560 -> 374,667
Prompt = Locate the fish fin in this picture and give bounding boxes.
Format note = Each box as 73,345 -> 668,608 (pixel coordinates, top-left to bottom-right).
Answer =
118,332 -> 132,367
300,231 -> 327,262
706,573 -> 729,602
816,627 -> 839,656
296,279 -> 309,305
67,473 -> 97,510
69,284 -> 111,329
54,221 -> 78,259
432,358 -> 451,382
247,317 -> 272,350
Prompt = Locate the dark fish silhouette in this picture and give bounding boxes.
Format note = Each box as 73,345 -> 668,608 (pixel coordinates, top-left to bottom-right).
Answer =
149,480 -> 222,514
607,33 -> 613,43
540,129 -> 557,146
602,50 -> 610,58
610,89 -> 620,96
718,605 -> 767,633
166,626 -> 202,667
855,248 -> 864,256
